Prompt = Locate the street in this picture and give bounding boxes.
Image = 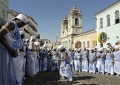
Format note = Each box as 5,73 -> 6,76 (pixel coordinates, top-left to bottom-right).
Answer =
23,70 -> 120,85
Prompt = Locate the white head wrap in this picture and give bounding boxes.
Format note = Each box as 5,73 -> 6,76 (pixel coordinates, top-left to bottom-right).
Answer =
34,41 -> 40,46
20,31 -> 24,35
30,35 -> 36,42
114,45 -> 119,49
58,45 -> 64,50
15,14 -> 29,24
40,47 -> 42,49
43,43 -> 47,48
25,38 -> 29,41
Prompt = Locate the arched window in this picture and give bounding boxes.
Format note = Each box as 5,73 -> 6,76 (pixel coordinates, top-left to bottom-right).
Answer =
115,10 -> 120,24
106,15 -> 110,26
75,18 -> 79,26
100,18 -> 103,28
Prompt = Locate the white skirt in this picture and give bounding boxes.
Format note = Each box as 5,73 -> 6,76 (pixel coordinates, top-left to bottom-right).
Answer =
0,43 -> 21,85
27,51 -> 36,76
0,43 -> 10,85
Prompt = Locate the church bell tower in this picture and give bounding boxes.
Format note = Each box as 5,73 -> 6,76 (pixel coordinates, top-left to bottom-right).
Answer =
68,5 -> 82,35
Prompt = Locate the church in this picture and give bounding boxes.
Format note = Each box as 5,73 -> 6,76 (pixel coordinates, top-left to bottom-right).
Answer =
60,5 -> 97,50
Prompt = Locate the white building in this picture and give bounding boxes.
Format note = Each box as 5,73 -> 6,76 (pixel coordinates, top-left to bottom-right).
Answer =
61,5 -> 82,49
94,0 -> 120,47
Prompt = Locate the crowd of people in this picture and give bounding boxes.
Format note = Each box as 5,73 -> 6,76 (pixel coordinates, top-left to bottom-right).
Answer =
0,14 -> 120,85
50,43 -> 120,82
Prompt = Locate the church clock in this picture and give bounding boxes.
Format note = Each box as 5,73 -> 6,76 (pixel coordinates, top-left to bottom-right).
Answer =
75,28 -> 79,33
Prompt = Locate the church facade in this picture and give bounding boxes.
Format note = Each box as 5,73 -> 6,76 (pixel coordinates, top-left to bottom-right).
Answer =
60,5 -> 97,49
60,5 -> 82,49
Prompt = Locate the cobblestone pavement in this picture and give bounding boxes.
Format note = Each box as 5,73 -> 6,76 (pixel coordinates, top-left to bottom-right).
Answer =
23,70 -> 120,85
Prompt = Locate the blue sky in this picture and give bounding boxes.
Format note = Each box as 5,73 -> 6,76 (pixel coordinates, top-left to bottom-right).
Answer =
9,0 -> 117,41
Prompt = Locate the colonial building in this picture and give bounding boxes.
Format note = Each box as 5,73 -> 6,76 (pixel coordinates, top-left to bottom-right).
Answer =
61,5 -> 82,49
0,0 -> 8,27
94,0 -> 120,48
61,5 -> 97,49
8,9 -> 38,39
73,29 -> 97,49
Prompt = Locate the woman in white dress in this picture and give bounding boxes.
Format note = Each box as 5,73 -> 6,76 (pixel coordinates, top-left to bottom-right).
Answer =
28,36 -> 38,77
56,45 -> 73,82
74,49 -> 81,72
82,48 -> 89,72
34,41 -> 40,73
114,45 -> 120,76
0,14 -> 29,85
105,48 -> 113,74
89,49 -> 96,73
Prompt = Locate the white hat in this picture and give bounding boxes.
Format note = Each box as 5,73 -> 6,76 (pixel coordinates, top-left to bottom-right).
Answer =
30,35 -> 36,42
43,43 -> 47,48
58,45 -> 64,50
20,31 -> 24,35
25,38 -> 29,41
97,48 -> 101,51
114,45 -> 119,49
15,14 -> 29,24
34,41 -> 40,46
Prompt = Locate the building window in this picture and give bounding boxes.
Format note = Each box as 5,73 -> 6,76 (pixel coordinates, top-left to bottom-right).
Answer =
87,41 -> 89,48
2,10 -> 5,20
106,15 -> 110,26
92,41 -> 97,48
75,18 -> 79,26
100,18 -> 103,28
115,10 -> 120,24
